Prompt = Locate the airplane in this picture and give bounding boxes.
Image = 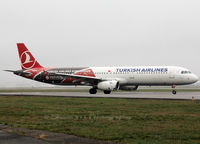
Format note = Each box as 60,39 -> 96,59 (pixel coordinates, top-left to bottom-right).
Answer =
5,43 -> 199,95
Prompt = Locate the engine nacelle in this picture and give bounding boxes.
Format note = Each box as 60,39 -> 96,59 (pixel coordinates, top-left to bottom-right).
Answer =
97,80 -> 119,91
119,85 -> 138,91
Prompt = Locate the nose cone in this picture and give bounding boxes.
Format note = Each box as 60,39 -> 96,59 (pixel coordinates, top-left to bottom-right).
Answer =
190,74 -> 199,83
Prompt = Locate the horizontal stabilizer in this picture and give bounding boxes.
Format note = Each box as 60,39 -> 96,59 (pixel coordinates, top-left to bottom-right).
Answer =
4,70 -> 31,75
4,70 -> 16,73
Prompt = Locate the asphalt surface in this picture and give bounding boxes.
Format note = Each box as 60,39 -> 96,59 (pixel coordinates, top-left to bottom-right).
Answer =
0,125 -> 113,144
0,91 -> 200,100
0,130 -> 48,144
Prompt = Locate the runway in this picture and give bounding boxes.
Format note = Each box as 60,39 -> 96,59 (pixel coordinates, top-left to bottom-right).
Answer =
0,91 -> 200,100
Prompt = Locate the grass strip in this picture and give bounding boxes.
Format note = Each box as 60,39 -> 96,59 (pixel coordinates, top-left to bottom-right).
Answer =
0,96 -> 199,144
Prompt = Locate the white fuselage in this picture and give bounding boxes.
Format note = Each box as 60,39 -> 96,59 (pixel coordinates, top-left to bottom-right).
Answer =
90,66 -> 198,86
14,43 -> 199,94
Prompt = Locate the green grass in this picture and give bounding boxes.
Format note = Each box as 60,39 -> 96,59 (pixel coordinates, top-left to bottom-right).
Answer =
0,96 -> 200,144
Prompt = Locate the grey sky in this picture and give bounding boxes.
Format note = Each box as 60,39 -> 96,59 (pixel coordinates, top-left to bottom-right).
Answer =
0,0 -> 200,87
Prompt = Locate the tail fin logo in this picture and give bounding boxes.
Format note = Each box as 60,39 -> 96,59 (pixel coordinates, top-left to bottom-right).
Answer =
20,51 -> 36,69
23,52 -> 33,64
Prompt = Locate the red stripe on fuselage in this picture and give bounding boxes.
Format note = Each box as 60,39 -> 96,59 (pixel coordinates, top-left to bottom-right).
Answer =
74,68 -> 95,77
22,67 -> 96,85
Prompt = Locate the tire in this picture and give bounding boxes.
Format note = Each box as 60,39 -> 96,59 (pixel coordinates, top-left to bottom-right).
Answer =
89,88 -> 97,94
172,90 -> 177,95
104,90 -> 111,94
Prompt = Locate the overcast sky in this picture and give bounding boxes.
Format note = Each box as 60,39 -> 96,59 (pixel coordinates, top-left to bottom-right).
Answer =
0,0 -> 200,87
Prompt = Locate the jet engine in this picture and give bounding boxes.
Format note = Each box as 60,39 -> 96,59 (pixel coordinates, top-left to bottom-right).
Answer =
119,85 -> 138,91
97,80 -> 119,91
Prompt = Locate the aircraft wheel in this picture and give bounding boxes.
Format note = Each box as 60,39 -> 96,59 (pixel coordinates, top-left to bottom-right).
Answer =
89,88 -> 97,94
104,90 -> 111,94
172,90 -> 177,95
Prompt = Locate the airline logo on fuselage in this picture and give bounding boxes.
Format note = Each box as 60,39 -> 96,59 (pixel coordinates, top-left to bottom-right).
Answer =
116,68 -> 168,73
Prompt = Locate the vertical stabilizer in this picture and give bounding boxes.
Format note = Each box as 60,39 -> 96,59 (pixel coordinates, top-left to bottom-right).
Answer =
17,43 -> 43,70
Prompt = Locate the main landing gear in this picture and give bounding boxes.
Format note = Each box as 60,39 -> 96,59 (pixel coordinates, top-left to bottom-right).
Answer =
89,88 -> 97,94
89,88 -> 111,94
172,85 -> 177,95
104,90 -> 111,94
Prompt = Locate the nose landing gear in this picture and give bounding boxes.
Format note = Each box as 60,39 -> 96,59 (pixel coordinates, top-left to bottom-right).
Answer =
172,85 -> 176,95
172,90 -> 177,94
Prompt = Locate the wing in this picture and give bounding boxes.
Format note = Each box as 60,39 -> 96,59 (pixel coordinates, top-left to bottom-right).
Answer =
55,72 -> 102,84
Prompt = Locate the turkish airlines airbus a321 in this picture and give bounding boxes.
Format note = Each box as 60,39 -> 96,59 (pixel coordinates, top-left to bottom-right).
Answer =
6,43 -> 199,94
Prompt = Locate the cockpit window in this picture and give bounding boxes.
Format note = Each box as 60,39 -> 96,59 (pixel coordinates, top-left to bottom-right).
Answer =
181,71 -> 191,74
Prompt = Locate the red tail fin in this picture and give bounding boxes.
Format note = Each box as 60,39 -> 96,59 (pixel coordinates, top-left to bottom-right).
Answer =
17,43 -> 43,70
